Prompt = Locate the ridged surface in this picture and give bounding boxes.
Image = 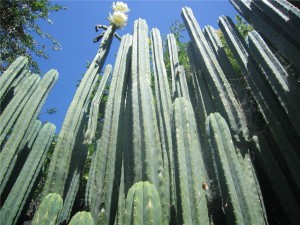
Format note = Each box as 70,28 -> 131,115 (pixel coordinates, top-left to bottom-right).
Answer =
172,97 -> 209,225
68,211 -> 94,225
205,112 -> 265,225
124,181 -> 162,225
31,193 -> 63,225
0,69 -> 58,189
0,123 -> 55,225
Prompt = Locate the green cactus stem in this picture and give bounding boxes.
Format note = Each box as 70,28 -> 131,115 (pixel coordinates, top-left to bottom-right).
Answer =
83,64 -> 112,144
172,97 -> 209,225
0,69 -> 58,189
0,56 -> 28,102
42,25 -> 116,199
0,123 -> 55,225
205,112 -> 265,225
124,181 -> 162,225
68,211 -> 95,225
31,193 -> 63,225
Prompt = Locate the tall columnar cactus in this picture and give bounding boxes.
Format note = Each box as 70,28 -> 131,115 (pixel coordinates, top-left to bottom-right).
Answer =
205,112 -> 265,225
68,212 -> 94,225
228,0 -> 300,71
172,97 -> 209,225
0,69 -> 58,190
126,19 -> 168,224
124,181 -> 162,225
181,7 -> 249,150
0,56 -> 28,102
42,25 -> 116,199
246,30 -> 300,138
150,28 -> 176,220
0,123 -> 55,225
83,64 -> 112,144
167,34 -> 190,100
86,34 -> 132,224
251,134 -> 300,225
0,73 -> 40,144
31,193 -> 63,225
203,26 -> 242,97
218,15 -> 300,197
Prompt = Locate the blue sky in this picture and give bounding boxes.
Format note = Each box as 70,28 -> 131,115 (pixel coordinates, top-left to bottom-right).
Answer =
36,0 -> 238,132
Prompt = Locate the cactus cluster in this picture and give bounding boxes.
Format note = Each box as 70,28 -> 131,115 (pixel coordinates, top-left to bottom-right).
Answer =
1,1 -> 300,224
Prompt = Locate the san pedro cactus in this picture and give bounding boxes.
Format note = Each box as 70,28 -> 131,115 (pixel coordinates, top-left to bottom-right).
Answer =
205,112 -> 265,225
181,7 -> 249,150
246,30 -> 300,138
0,123 -> 55,225
0,74 -> 39,144
31,193 -> 63,225
0,69 -> 58,190
83,64 -> 112,144
124,181 -> 162,225
0,56 -> 28,101
150,28 -> 176,220
68,211 -> 94,225
167,33 -> 190,100
251,134 -> 300,225
218,15 -> 300,197
42,25 -> 116,199
86,34 -> 132,224
125,19 -> 168,224
172,97 -> 209,225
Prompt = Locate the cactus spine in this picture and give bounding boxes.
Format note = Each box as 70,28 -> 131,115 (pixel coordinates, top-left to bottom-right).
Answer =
31,193 -> 63,225
124,181 -> 162,225
172,97 -> 209,225
68,212 -> 94,225
205,112 -> 265,225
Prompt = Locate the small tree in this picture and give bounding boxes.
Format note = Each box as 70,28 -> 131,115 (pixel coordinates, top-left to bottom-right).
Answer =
0,0 -> 65,73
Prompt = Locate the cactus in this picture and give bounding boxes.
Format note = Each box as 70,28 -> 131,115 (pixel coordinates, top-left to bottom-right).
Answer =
68,212 -> 94,225
172,97 -> 209,225
181,7 -> 249,150
228,0 -> 300,71
127,19 -> 168,224
218,15 -> 300,197
83,64 -> 112,144
0,56 -> 28,102
167,34 -> 190,100
0,123 -> 55,225
205,112 -> 265,225
42,25 -> 116,198
86,34 -> 132,224
31,193 -> 63,225
124,181 -> 162,225
251,134 -> 300,225
0,69 -> 58,189
247,30 -> 300,138
150,28 -> 176,221
0,74 -> 40,144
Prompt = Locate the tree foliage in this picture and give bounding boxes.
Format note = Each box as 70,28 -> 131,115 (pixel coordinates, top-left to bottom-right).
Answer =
0,0 -> 65,73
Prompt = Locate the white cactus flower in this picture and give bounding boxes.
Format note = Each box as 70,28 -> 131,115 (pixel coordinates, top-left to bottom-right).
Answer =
112,1 -> 130,13
108,11 -> 128,28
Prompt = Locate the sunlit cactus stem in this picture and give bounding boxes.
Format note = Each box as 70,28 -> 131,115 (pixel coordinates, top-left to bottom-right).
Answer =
68,212 -> 94,225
